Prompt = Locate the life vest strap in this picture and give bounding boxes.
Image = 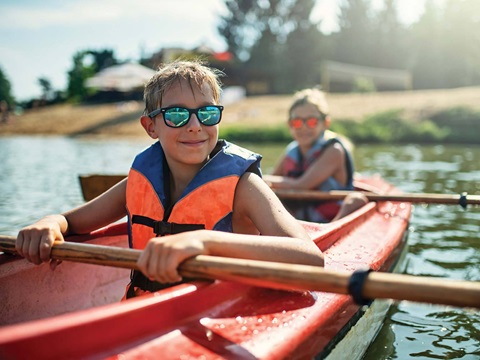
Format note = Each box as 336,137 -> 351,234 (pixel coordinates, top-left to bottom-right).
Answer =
131,215 -> 205,236
127,215 -> 206,299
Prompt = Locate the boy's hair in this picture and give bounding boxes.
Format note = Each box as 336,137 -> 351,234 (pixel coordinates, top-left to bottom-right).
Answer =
143,59 -> 224,115
289,88 -> 329,119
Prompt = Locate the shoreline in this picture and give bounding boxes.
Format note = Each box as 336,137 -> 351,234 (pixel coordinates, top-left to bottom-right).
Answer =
1,86 -> 480,138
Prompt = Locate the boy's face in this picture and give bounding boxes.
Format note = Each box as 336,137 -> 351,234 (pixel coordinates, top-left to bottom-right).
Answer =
288,103 -> 328,148
143,79 -> 219,170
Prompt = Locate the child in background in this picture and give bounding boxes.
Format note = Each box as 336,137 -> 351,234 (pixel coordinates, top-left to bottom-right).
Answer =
16,60 -> 324,298
264,88 -> 367,223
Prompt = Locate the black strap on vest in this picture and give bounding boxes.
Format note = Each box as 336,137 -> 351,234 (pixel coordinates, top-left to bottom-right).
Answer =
132,215 -> 204,236
127,270 -> 199,295
127,216 -> 205,299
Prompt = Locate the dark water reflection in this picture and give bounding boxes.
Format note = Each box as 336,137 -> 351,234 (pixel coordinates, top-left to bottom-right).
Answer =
353,144 -> 480,360
0,137 -> 479,359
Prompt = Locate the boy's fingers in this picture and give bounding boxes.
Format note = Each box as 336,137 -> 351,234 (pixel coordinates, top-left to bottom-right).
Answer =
150,248 -> 167,283
163,252 -> 182,283
16,232 -> 25,256
39,234 -> 54,262
27,236 -> 42,265
21,234 -> 34,261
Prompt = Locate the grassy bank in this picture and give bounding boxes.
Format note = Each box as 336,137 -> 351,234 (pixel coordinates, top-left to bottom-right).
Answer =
221,106 -> 480,144
2,87 -> 480,144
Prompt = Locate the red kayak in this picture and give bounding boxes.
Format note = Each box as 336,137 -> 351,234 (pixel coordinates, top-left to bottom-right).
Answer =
0,175 -> 411,359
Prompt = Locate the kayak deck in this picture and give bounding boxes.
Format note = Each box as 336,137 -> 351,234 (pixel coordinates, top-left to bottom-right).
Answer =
0,175 -> 411,359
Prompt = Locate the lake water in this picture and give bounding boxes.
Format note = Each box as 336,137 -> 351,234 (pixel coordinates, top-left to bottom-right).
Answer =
1,136 -> 479,359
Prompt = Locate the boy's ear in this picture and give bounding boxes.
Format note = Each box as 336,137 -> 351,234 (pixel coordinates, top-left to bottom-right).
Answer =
324,115 -> 331,129
140,115 -> 158,139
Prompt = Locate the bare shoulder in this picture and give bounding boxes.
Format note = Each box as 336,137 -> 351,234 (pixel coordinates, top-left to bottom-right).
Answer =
326,141 -> 346,157
233,172 -> 273,222
312,141 -> 345,168
234,172 -> 278,208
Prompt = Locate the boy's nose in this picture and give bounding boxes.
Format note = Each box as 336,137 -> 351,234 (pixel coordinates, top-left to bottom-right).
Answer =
187,114 -> 202,131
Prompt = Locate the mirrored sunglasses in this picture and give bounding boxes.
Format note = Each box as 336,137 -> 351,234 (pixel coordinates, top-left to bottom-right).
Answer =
148,105 -> 224,128
289,117 -> 320,129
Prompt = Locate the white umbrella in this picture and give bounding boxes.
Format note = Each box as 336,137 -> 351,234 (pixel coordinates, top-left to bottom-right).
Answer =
86,63 -> 156,92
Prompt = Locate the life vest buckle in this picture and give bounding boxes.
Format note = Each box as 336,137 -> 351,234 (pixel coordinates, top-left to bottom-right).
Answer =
153,221 -> 172,236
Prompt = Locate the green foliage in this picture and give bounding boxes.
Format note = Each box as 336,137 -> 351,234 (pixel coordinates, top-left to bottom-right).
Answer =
218,0 -> 327,93
86,49 -> 117,72
371,0 -> 407,69
38,77 -> 52,100
429,106 -> 480,144
279,20 -> 326,93
66,51 -> 96,103
352,77 -> 376,93
66,49 -> 119,103
219,109 -> 461,144
220,124 -> 291,143
216,0 -> 480,92
0,66 -> 15,105
334,0 -> 375,67
332,109 -> 449,143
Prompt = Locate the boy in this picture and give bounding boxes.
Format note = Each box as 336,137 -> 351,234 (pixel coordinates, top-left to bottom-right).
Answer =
16,60 -> 324,298
264,88 -> 367,223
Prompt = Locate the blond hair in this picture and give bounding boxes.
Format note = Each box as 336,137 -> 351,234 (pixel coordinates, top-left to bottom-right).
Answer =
143,59 -> 224,115
289,88 -> 329,119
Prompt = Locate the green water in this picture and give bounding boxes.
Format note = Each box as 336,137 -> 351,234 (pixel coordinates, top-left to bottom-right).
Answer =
1,137 -> 478,358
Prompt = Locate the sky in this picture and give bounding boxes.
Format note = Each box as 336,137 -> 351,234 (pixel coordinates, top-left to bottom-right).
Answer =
0,0 -> 436,101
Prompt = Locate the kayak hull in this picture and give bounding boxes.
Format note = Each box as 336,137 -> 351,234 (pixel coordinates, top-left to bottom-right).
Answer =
0,175 -> 411,359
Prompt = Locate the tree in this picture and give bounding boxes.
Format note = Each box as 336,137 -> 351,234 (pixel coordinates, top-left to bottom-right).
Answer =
217,0 -> 259,61
0,66 -> 15,106
440,0 -> 480,87
38,77 -> 52,101
246,28 -> 280,93
66,49 -> 118,102
218,0 -> 325,93
371,0 -> 407,69
66,51 -> 96,102
280,18 -> 327,93
332,0 -> 375,66
87,49 -> 118,72
409,0 -> 445,88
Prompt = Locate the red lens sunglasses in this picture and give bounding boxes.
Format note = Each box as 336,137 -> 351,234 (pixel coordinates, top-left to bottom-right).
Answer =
289,117 -> 321,129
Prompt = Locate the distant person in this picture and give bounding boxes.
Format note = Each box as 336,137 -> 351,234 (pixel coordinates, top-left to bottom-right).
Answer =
264,88 -> 367,223
15,60 -> 324,299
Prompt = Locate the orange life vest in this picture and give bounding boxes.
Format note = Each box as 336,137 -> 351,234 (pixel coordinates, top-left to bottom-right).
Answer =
281,131 -> 354,222
124,140 -> 262,297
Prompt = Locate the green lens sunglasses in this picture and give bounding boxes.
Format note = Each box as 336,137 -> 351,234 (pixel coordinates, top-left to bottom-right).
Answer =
148,105 -> 224,128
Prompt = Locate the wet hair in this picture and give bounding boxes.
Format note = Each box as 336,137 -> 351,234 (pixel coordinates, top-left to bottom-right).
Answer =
288,88 -> 329,119
143,59 -> 224,115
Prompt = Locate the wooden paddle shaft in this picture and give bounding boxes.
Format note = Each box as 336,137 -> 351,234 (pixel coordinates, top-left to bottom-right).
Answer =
78,175 -> 480,206
273,189 -> 480,206
182,256 -> 480,309
1,236 -> 479,308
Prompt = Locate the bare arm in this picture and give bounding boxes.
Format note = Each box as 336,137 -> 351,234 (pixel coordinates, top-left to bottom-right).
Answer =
228,172 -> 324,264
266,143 -> 346,189
16,179 -> 127,265
64,178 -> 127,234
137,173 -> 324,284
